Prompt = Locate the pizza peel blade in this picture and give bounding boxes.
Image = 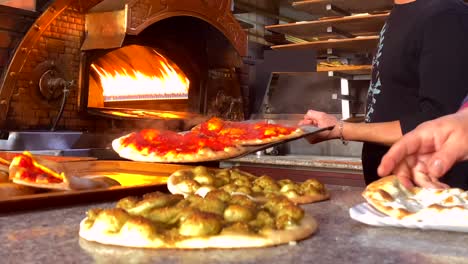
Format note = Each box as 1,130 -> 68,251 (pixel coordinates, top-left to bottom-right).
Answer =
235,125 -> 334,159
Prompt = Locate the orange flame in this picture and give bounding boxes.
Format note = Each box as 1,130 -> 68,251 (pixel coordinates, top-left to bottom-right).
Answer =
90,45 -> 190,102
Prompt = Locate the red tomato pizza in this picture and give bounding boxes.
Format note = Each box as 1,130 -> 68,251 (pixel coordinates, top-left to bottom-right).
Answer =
112,129 -> 246,163
193,117 -> 305,145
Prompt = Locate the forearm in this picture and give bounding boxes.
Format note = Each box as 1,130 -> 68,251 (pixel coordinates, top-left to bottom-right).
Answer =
342,121 -> 403,146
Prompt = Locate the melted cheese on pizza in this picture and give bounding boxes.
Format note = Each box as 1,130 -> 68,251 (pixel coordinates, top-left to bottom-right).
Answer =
197,117 -> 301,142
121,129 -> 236,155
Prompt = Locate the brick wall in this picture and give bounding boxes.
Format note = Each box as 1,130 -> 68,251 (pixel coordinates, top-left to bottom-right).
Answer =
0,5 -> 37,82
5,6 -> 100,131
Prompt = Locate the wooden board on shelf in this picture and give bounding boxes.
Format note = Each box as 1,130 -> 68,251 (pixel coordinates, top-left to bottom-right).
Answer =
266,13 -> 388,41
264,34 -> 292,45
293,0 -> 393,17
271,36 -> 379,56
317,65 -> 372,75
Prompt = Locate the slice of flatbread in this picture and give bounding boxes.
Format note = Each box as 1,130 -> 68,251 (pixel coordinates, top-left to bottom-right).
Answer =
362,176 -> 468,222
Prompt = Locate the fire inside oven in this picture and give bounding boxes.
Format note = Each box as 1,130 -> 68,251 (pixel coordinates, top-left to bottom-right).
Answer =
82,16 -> 245,121
90,45 -> 190,102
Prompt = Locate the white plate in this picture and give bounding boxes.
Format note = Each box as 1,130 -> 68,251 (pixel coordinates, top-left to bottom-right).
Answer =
349,203 -> 468,233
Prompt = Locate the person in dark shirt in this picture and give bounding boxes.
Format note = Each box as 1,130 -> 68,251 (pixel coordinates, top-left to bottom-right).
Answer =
300,0 -> 468,188
378,95 -> 468,189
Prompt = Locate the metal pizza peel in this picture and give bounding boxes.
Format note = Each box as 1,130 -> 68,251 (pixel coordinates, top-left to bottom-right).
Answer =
233,125 -> 334,159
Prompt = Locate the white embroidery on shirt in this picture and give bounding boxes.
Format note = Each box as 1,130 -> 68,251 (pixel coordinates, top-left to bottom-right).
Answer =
366,23 -> 387,122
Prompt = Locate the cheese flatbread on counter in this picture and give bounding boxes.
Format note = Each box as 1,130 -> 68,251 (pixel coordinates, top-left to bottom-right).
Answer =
79,191 -> 318,249
168,166 -> 330,204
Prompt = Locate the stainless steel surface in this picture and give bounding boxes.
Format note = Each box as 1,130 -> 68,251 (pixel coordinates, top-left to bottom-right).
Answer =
0,131 -> 123,160
0,131 -> 84,151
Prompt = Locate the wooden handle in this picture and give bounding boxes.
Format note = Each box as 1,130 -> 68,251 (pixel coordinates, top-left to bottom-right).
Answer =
0,157 -> 10,166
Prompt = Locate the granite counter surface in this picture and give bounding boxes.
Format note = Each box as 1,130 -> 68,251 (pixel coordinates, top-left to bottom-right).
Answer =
1,186 -> 467,264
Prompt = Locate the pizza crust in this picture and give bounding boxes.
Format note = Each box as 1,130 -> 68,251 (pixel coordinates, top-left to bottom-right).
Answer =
362,176 -> 415,219
112,136 -> 246,163
79,214 -> 317,249
288,191 -> 330,204
11,174 -> 120,191
11,178 -> 70,191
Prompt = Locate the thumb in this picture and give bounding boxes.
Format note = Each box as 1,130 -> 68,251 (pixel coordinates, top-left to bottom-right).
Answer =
298,119 -> 313,126
426,148 -> 458,179
305,109 -> 321,119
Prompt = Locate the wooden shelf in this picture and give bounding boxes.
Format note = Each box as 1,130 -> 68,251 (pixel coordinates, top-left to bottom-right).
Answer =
292,0 -> 393,17
271,36 -> 379,56
317,64 -> 372,75
266,13 -> 388,41
264,34 -> 292,45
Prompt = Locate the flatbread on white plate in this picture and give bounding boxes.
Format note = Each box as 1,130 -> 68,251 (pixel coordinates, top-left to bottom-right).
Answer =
362,176 -> 468,223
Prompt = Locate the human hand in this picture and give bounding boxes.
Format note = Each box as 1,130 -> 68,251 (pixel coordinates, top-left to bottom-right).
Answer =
298,109 -> 340,144
378,111 -> 468,189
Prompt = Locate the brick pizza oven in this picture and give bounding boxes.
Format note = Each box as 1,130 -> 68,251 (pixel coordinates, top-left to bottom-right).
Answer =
0,0 -> 247,133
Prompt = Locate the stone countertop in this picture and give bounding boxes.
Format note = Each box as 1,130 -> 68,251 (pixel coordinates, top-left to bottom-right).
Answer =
1,186 -> 467,264
223,155 -> 363,171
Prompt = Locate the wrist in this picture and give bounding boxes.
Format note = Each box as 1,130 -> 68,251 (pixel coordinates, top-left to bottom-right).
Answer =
338,120 -> 348,145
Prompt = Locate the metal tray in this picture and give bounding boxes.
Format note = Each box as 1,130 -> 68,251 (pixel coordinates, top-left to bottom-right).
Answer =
0,160 -> 195,213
